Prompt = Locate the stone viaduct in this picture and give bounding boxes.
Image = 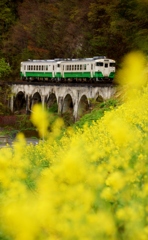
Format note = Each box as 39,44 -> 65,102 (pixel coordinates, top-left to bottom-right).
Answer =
9,83 -> 116,120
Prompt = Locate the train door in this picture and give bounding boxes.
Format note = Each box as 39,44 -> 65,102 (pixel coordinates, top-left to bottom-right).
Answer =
52,64 -> 55,78
103,60 -> 109,77
56,61 -> 63,79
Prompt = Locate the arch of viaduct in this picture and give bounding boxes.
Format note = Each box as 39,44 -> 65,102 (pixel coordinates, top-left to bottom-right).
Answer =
10,84 -> 116,120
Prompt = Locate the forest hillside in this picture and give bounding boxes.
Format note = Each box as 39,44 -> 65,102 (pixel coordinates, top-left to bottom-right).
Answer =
0,0 -> 148,80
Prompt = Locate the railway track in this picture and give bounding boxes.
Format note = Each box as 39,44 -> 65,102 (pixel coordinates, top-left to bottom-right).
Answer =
8,81 -> 116,88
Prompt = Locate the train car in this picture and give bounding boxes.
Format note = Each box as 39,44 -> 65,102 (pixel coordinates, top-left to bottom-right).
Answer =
61,58 -> 94,82
60,56 -> 115,82
20,56 -> 116,82
94,57 -> 116,81
20,59 -> 57,81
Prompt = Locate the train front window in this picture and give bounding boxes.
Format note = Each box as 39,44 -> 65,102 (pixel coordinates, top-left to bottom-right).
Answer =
96,62 -> 103,66
105,63 -> 108,68
110,63 -> 115,67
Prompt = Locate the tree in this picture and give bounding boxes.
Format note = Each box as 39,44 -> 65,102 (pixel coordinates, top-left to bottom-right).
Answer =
133,0 -> 148,55
0,58 -> 11,80
0,0 -> 18,57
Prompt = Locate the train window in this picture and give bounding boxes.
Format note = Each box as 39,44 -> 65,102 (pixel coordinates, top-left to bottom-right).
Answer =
39,66 -> 41,70
110,63 -> 115,67
72,65 -> 74,70
84,64 -> 86,70
105,63 -> 108,68
63,66 -> 64,70
36,66 -> 38,71
57,64 -> 60,68
96,62 -> 103,66
46,65 -> 48,70
75,65 -> 77,70
42,66 -> 44,70
53,65 -> 54,71
91,64 -> 93,70
70,65 -> 71,70
28,65 -> 30,70
77,65 -> 79,70
80,65 -> 82,70
24,65 -> 26,70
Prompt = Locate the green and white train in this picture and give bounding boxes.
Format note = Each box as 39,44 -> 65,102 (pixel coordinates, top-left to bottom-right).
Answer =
20,56 -> 116,83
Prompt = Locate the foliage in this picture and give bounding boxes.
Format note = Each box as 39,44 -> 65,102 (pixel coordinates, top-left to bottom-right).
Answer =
0,84 -> 12,115
0,52 -> 148,239
73,98 -> 119,129
48,103 -> 58,113
0,58 -> 11,79
16,114 -> 33,130
0,0 -> 17,49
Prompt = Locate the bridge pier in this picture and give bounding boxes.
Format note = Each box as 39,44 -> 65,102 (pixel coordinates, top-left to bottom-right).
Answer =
58,96 -> 63,115
73,99 -> 79,121
41,95 -> 45,108
25,95 -> 29,113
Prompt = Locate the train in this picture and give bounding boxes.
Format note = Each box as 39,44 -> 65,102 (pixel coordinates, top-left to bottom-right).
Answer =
20,56 -> 116,83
